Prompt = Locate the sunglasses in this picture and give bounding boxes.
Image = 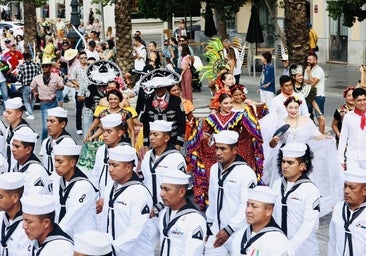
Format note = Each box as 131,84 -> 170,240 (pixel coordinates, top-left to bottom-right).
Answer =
79,57 -> 87,60
42,65 -> 51,68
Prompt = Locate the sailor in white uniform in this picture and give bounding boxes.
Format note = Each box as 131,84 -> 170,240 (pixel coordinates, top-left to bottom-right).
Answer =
12,129 -> 50,195
74,230 -> 112,256
105,145 -> 153,255
92,113 -> 134,232
158,170 -> 206,256
41,107 -> 76,175
0,172 -> 29,256
328,167 -> 366,256
205,130 -> 257,256
140,120 -> 187,251
3,97 -> 34,172
272,142 -> 320,256
231,186 -> 294,256
52,144 -> 98,238
21,195 -> 74,256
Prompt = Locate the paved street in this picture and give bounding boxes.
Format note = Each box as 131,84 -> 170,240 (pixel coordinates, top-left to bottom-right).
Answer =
1,60 -> 360,255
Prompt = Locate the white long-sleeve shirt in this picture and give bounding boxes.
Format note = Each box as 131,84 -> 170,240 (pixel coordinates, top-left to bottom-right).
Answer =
338,111 -> 366,163
272,177 -> 320,256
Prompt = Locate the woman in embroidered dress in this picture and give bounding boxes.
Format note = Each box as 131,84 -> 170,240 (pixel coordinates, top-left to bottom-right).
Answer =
85,89 -> 135,146
264,96 -> 343,216
187,92 -> 264,210
331,86 -> 355,146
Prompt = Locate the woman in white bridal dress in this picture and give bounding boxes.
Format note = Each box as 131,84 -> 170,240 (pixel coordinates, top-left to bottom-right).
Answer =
261,96 -> 343,217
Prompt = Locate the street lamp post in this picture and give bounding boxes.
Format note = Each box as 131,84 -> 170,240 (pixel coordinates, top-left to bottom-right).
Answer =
68,0 -> 81,47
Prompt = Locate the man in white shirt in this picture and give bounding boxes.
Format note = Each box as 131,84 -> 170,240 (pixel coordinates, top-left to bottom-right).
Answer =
0,172 -> 29,256
22,195 -> 74,256
205,130 -> 257,255
272,142 -> 320,256
132,35 -> 146,72
304,53 -> 326,133
85,40 -> 100,61
269,75 -> 309,119
338,87 -> 366,170
158,170 -> 206,256
231,186 -> 294,256
328,167 -> 366,256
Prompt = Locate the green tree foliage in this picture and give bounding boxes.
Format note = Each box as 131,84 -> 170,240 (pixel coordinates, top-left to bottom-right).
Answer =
327,0 -> 366,27
0,0 -> 47,7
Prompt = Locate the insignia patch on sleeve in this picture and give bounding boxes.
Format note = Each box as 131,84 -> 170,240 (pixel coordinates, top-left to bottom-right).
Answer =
313,198 -> 320,212
79,194 -> 86,203
34,178 -> 45,187
248,181 -> 256,189
192,226 -> 204,240
141,204 -> 150,215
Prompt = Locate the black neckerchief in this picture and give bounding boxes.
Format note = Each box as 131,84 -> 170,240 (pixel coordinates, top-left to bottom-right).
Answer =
342,202 -> 366,256
58,167 -> 95,222
240,217 -> 283,254
280,174 -> 314,235
216,155 -> 250,228
45,130 -> 75,174
32,224 -> 73,256
160,200 -> 201,256
149,144 -> 179,205
6,120 -> 29,172
13,153 -> 42,173
42,74 -> 51,85
107,172 -> 144,239
1,210 -> 23,251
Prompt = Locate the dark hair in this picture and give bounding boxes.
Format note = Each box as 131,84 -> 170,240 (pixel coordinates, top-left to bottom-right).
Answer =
39,211 -> 56,226
134,35 -> 142,43
308,52 -> 318,60
230,84 -> 245,95
352,87 -> 366,99
283,95 -> 302,107
88,40 -> 96,48
23,52 -> 32,60
5,186 -> 24,198
170,37 -> 178,45
343,86 -> 355,98
106,39 -> 115,49
220,72 -> 231,83
279,75 -> 291,86
55,116 -> 68,126
101,42 -> 107,51
181,44 -> 190,57
277,143 -> 314,176
179,35 -> 188,41
20,141 -> 36,151
218,93 -> 232,103
107,80 -> 120,89
262,52 -> 272,63
78,51 -> 87,57
87,57 -> 96,61
107,89 -> 123,102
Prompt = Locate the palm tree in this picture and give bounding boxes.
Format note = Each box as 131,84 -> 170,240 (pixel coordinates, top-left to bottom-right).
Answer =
284,0 -> 309,66
23,0 -> 38,54
114,0 -> 134,72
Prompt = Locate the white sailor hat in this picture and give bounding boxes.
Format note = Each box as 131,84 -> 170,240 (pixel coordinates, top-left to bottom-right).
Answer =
0,172 -> 25,190
21,195 -> 55,215
47,107 -> 68,118
74,230 -> 112,255
280,143 -> 307,158
159,170 -> 191,185
5,97 -> 23,110
108,145 -> 136,162
214,130 -> 239,145
344,168 -> 366,183
100,113 -> 122,128
248,186 -> 277,204
13,129 -> 38,143
53,145 -> 82,156
149,120 -> 173,132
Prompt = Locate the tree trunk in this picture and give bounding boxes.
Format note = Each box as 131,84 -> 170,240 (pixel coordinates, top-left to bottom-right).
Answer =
23,0 -> 37,54
284,0 -> 309,66
214,9 -> 228,39
115,0 -> 134,73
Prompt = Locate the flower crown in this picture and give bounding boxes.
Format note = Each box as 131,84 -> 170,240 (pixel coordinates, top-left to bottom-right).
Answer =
283,95 -> 302,106
114,76 -> 126,91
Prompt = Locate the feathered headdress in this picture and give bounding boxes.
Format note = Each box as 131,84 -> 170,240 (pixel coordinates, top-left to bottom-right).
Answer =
199,37 -> 230,81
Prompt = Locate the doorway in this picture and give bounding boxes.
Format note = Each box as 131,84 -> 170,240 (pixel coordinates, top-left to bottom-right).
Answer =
329,16 -> 348,62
